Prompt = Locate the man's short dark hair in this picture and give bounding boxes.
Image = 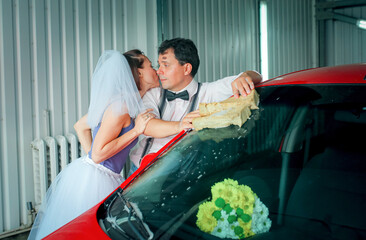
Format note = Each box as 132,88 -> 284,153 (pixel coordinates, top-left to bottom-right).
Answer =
158,38 -> 200,78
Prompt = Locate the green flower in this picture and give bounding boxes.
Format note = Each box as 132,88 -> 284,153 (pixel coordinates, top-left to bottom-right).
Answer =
215,197 -> 226,208
223,203 -> 233,214
234,226 -> 244,235
240,213 -> 252,223
212,210 -> 221,220
227,215 -> 237,224
236,208 -> 244,216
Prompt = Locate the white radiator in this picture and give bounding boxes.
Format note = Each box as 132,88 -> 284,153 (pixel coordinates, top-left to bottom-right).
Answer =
30,133 -> 81,209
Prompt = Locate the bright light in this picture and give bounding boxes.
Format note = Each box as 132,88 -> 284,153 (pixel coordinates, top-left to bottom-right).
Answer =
356,19 -> 366,30
260,1 -> 269,80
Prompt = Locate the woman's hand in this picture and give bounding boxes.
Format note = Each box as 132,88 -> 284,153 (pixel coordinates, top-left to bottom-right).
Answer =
134,109 -> 155,135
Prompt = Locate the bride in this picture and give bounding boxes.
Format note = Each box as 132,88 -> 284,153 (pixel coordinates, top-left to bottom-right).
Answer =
28,50 -> 159,240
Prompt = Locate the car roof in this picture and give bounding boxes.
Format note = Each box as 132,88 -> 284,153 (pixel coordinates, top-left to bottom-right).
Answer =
257,63 -> 366,87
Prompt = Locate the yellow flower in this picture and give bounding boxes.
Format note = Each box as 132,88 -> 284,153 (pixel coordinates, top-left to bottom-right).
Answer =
238,218 -> 255,238
212,179 -> 240,205
223,178 -> 239,186
211,179 -> 255,212
196,201 -> 218,233
241,185 -> 255,203
236,185 -> 255,215
211,182 -> 226,200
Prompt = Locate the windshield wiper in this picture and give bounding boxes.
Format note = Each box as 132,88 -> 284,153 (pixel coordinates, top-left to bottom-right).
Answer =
104,188 -> 153,240
116,191 -> 153,240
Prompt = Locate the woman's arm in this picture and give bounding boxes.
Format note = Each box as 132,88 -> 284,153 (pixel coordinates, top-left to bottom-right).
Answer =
143,110 -> 201,137
91,108 -> 153,164
74,114 -> 92,154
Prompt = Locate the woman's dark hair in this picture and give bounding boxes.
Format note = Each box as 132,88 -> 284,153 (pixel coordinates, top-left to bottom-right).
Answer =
123,49 -> 145,90
158,38 -> 200,78
124,49 -> 145,68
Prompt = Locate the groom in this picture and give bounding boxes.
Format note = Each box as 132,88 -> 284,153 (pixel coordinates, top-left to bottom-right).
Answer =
129,38 -> 262,171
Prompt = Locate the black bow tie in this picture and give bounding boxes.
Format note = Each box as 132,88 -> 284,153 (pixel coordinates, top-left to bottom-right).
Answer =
166,90 -> 189,101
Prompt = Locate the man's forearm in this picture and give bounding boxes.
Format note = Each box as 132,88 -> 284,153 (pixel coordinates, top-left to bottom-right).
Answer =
143,118 -> 181,138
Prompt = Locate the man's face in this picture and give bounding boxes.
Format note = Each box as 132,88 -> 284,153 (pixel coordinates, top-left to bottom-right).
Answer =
157,48 -> 190,92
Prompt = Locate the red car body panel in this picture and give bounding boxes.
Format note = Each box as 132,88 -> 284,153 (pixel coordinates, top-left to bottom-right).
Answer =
44,203 -> 107,239
43,63 -> 366,239
257,63 -> 366,87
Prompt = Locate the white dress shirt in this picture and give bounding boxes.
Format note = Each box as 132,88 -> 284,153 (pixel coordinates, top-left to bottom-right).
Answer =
129,73 -> 242,166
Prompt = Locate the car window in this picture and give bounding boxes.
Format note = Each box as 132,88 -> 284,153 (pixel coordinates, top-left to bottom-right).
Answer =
100,85 -> 366,239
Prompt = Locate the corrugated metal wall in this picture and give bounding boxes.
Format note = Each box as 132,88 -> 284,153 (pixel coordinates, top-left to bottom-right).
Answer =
159,0 -> 261,82
266,0 -> 316,78
325,5 -> 366,66
0,0 -> 157,233
160,0 -> 316,81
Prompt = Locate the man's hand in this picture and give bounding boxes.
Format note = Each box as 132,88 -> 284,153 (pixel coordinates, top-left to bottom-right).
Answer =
179,110 -> 201,131
231,71 -> 262,98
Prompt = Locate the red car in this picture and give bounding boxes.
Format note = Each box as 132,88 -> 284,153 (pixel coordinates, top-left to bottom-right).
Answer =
45,63 -> 366,240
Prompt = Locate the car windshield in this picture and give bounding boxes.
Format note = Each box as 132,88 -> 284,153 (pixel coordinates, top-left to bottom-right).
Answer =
100,85 -> 366,239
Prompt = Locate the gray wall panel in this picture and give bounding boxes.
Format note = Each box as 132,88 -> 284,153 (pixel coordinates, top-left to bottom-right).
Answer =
61,0 -> 77,134
329,6 -> 366,65
75,0 -> 90,118
267,0 -> 315,79
47,0 -> 63,137
161,0 -> 260,83
15,0 -> 34,233
318,1 -> 366,66
1,0 -> 20,231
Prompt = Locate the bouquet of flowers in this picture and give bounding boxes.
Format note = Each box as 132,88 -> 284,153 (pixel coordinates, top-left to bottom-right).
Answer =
196,179 -> 271,239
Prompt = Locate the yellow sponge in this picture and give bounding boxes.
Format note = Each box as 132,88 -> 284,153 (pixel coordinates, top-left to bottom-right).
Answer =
193,90 -> 259,131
